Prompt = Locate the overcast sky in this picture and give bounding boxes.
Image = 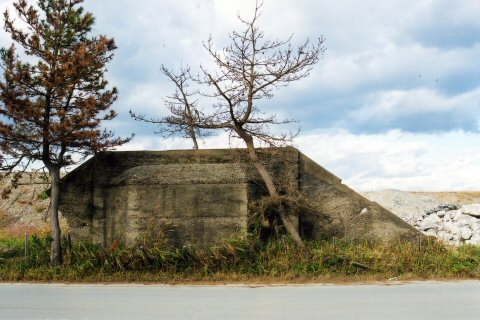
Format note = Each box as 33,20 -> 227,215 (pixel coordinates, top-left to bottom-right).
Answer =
1,0 -> 480,191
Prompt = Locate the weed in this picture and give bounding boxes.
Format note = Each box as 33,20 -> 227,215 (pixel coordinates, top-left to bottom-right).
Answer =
38,191 -> 49,200
0,234 -> 479,282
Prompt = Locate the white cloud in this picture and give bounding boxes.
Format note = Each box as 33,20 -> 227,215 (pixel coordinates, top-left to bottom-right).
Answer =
119,128 -> 480,191
81,0 -> 480,135
349,87 -> 480,121
1,0 -> 480,192
296,129 -> 480,191
125,82 -> 170,116
292,42 -> 480,95
115,131 -> 232,151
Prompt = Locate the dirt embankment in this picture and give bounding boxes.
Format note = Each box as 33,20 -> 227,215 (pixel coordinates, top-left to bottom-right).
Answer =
417,192 -> 480,205
361,190 -> 480,219
0,174 -> 51,236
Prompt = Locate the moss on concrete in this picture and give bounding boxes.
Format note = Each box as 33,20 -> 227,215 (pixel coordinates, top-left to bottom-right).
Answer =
59,148 -> 419,249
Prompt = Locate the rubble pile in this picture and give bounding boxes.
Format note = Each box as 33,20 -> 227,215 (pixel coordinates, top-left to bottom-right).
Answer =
411,204 -> 480,245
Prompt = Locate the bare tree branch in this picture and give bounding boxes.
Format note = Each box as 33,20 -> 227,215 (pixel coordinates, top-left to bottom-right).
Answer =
129,0 -> 325,247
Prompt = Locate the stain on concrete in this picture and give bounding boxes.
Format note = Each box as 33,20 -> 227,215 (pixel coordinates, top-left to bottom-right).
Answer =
59,148 -> 419,249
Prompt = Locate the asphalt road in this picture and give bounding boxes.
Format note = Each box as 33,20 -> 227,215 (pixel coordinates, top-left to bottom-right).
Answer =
0,281 -> 479,320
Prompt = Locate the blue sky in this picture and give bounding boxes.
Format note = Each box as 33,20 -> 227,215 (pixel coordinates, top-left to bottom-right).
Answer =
1,0 -> 480,191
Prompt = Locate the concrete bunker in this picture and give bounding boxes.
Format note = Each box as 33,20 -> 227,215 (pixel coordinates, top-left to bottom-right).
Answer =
59,147 -> 418,249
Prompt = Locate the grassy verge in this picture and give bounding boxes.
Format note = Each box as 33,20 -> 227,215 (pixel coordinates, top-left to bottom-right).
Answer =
1,234 -> 479,283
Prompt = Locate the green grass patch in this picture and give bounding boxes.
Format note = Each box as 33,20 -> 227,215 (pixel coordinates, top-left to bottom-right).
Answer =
1,234 -> 479,282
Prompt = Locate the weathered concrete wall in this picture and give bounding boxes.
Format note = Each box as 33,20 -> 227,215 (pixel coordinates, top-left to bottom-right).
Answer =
60,161 -> 256,249
59,147 -> 419,249
298,153 -> 418,241
97,183 -> 249,248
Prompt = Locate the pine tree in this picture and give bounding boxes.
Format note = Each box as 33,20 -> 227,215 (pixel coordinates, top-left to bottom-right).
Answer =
0,0 -> 130,265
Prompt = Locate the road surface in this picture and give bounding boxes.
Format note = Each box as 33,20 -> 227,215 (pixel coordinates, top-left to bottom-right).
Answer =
0,281 -> 479,319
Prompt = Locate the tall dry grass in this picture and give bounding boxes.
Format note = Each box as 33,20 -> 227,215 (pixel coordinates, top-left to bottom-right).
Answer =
1,233 -> 479,282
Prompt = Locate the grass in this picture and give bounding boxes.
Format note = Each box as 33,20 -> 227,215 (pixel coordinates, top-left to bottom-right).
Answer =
0,234 -> 479,283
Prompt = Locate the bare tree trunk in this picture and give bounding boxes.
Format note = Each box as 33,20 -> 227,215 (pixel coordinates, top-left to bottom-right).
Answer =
190,128 -> 199,150
48,166 -> 63,266
243,136 -> 304,248
186,105 -> 199,150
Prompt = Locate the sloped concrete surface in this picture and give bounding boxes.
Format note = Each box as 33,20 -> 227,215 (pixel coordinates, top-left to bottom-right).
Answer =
58,148 -> 419,248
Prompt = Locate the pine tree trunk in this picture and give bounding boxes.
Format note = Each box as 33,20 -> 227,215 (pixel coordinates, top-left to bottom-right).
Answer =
48,166 -> 63,266
243,137 -> 304,248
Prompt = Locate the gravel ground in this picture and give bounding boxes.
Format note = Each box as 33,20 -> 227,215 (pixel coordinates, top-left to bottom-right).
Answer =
361,190 -> 480,220
362,190 -> 480,245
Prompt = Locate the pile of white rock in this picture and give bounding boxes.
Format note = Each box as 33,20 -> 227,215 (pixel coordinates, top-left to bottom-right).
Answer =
409,204 -> 480,246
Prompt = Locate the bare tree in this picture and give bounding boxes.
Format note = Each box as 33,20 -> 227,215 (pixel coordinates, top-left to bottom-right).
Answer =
132,0 -> 325,246
130,65 -> 208,149
0,0 -> 130,265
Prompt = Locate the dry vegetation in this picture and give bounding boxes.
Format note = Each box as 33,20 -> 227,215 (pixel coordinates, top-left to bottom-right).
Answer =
1,174 -> 479,283
1,234 -> 479,283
